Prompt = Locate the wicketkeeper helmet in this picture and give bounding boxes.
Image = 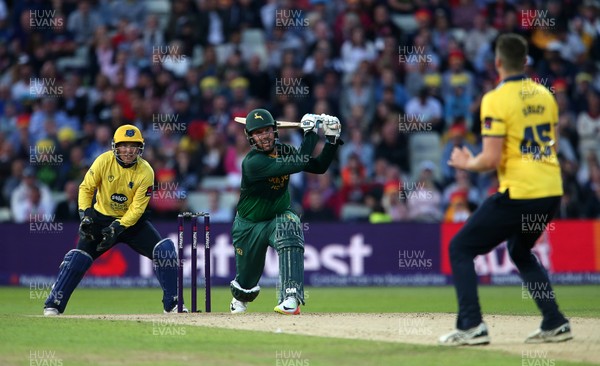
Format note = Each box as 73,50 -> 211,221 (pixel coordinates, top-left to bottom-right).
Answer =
112,124 -> 145,164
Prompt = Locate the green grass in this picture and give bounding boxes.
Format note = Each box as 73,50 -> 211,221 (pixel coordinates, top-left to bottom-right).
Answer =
1,286 -> 598,365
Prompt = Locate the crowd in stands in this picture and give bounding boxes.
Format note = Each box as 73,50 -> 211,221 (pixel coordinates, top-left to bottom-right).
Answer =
1,0 -> 600,224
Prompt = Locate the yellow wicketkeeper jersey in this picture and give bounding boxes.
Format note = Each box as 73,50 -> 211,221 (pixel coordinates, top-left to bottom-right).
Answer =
79,151 -> 154,227
481,75 -> 563,199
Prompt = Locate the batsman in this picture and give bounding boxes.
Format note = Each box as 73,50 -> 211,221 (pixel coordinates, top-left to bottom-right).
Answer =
44,125 -> 184,315
229,109 -> 342,315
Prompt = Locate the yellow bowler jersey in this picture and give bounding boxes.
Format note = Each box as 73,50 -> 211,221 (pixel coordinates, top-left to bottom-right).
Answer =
79,151 -> 154,227
481,75 -> 563,199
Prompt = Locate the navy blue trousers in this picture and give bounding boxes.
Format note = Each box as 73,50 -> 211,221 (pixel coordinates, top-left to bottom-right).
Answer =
449,191 -> 567,330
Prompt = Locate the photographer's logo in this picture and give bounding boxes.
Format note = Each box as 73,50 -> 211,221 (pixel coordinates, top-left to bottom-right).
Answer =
29,350 -> 63,366
29,10 -> 63,29
275,78 -> 309,98
152,114 -> 186,132
30,214 -> 63,234
398,114 -> 432,133
521,10 -> 556,29
30,78 -> 63,98
398,46 -> 433,63
275,10 -> 309,28
152,45 -> 187,64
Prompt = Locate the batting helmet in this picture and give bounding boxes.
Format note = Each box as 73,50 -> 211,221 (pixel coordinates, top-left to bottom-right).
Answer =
244,108 -> 279,150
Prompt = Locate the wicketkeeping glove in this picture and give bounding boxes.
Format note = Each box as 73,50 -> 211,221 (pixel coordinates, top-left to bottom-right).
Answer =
322,114 -> 342,144
300,113 -> 320,134
78,208 -> 95,241
97,221 -> 125,251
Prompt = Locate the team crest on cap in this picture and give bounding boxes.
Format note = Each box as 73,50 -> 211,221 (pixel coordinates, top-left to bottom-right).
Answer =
126,129 -> 135,137
254,113 -> 264,120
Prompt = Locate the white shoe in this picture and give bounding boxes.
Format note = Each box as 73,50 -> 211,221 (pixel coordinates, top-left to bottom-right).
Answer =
43,307 -> 60,316
164,305 -> 189,313
230,298 -> 248,314
274,297 -> 300,315
525,322 -> 572,343
439,323 -> 490,346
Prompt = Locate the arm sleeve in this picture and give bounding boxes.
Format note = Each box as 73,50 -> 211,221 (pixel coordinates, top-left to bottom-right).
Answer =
246,132 -> 319,181
480,92 -> 506,137
118,168 -> 154,228
303,141 -> 340,174
78,156 -> 103,211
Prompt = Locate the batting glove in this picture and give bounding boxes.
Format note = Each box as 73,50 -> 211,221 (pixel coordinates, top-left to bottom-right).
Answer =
300,113 -> 319,134
97,221 -> 125,251
322,114 -> 342,144
78,208 -> 95,241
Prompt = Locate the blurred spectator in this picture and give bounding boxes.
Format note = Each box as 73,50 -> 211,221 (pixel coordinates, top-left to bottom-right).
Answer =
200,129 -> 227,177
464,12 -> 498,66
441,122 -> 478,184
303,189 -> 336,222
442,169 -> 480,210
375,115 -> 410,173
10,166 -> 54,223
405,161 -> 443,222
29,98 -> 78,144
582,164 -> 600,218
339,127 -> 375,176
576,90 -> 600,163
109,0 -> 146,28
340,26 -> 376,75
67,0 -> 103,46
54,180 -> 79,221
381,181 -> 408,221
443,190 -> 471,223
405,87 -> 443,134
207,189 -> 234,223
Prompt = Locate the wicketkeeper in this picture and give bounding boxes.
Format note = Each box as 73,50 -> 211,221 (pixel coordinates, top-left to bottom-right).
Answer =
44,125 -> 185,315
229,109 -> 342,314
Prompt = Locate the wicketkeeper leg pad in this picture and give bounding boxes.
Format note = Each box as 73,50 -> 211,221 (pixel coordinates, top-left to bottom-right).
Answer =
44,249 -> 93,313
152,238 -> 179,311
230,279 -> 261,302
277,246 -> 305,305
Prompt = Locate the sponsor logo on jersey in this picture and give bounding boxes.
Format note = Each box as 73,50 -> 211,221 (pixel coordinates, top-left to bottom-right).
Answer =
111,193 -> 128,203
108,175 -> 114,182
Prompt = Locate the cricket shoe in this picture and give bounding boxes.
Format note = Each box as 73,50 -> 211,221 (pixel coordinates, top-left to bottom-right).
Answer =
525,322 -> 572,343
230,298 -> 248,314
438,323 -> 490,346
274,297 -> 300,315
43,307 -> 60,316
164,305 -> 189,314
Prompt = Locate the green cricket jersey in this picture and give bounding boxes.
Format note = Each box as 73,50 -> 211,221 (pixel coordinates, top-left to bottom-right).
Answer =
236,131 -> 339,222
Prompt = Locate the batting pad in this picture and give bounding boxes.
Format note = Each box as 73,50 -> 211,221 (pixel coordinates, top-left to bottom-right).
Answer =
278,246 -> 305,305
44,249 -> 93,313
